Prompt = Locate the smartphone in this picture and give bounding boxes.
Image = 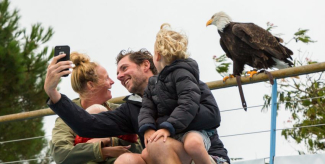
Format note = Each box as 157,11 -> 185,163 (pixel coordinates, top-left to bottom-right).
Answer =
54,45 -> 70,77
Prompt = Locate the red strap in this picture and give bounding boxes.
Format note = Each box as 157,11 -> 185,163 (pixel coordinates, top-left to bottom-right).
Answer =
117,134 -> 138,143
74,135 -> 92,146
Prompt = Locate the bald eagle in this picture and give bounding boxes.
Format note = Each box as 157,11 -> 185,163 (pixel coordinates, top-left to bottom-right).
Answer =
206,11 -> 293,78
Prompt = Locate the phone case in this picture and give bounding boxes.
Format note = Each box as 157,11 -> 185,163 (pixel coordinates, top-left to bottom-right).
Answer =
54,45 -> 70,77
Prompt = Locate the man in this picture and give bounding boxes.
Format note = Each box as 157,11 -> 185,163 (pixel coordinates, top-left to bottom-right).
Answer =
44,49 -> 230,164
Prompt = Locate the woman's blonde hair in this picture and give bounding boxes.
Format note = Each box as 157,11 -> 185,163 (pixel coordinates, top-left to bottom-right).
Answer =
155,23 -> 189,65
70,52 -> 99,98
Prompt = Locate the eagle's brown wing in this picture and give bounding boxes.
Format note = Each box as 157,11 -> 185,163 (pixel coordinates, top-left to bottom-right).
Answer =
220,38 -> 232,60
232,23 -> 292,60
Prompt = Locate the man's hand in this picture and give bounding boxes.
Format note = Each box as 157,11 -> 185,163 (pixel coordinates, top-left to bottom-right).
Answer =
102,145 -> 131,158
149,129 -> 170,143
144,129 -> 155,147
44,53 -> 72,103
86,138 -> 111,147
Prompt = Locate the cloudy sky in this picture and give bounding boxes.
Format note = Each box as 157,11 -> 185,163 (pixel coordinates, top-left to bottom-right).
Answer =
10,0 -> 325,161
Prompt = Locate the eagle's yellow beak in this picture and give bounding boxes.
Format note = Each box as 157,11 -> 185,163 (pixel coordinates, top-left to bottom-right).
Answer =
206,19 -> 213,26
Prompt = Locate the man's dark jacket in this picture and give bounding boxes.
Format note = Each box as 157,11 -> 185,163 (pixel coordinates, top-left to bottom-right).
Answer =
138,58 -> 221,137
48,94 -> 229,163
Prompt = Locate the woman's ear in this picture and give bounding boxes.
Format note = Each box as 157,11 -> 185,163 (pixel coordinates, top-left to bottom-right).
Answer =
86,81 -> 94,90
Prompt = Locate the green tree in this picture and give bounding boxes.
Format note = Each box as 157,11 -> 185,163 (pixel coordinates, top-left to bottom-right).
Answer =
0,0 -> 54,163
262,24 -> 321,153
262,57 -> 324,153
213,22 -> 321,153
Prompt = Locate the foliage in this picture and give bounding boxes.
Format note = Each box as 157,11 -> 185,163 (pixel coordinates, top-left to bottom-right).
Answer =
293,29 -> 316,44
0,0 -> 54,163
212,54 -> 231,77
263,24 -> 322,153
266,22 -> 277,32
262,57 -> 325,152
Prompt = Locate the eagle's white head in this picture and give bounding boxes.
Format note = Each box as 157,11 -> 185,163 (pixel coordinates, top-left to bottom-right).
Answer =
206,11 -> 232,32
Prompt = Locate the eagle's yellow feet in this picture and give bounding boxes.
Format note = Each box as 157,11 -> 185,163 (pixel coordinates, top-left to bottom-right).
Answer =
246,70 -> 258,78
223,74 -> 235,82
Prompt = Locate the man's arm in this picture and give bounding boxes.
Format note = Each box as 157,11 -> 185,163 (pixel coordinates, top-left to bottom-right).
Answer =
48,94 -> 136,138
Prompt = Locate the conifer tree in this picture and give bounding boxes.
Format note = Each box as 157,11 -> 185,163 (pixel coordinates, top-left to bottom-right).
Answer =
0,0 -> 54,162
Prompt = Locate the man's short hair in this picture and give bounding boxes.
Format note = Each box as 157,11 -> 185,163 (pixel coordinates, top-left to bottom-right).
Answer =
116,48 -> 158,75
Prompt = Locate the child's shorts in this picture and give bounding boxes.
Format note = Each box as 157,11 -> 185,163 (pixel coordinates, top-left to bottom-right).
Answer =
172,130 -> 214,151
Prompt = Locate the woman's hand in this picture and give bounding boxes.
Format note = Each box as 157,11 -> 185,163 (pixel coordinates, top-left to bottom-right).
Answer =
144,129 -> 155,147
87,138 -> 111,147
101,145 -> 131,158
44,53 -> 72,103
148,129 -> 170,143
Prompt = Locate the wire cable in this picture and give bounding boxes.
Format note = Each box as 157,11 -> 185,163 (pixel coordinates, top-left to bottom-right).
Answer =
1,96 -> 325,146
2,123 -> 324,144
220,95 -> 325,112
221,105 -> 264,112
276,124 -> 325,131
0,156 -> 52,164
282,96 -> 325,104
220,130 -> 270,137
0,135 -> 51,144
3,123 -> 324,163
220,123 -> 325,138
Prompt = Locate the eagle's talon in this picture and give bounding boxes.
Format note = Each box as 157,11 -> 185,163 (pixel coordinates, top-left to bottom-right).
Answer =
222,74 -> 234,82
247,70 -> 258,79
223,76 -> 229,82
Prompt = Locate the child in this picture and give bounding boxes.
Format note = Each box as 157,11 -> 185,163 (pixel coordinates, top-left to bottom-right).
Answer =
74,104 -> 138,145
138,24 -> 224,164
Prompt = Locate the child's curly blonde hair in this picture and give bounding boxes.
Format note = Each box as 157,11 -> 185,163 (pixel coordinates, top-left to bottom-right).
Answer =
155,23 -> 189,65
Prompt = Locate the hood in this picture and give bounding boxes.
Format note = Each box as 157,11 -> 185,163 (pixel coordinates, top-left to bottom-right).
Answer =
123,94 -> 143,106
158,58 -> 200,83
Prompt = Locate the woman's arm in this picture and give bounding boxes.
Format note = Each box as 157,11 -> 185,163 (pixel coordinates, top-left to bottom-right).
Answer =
51,118 -> 105,164
44,53 -> 72,103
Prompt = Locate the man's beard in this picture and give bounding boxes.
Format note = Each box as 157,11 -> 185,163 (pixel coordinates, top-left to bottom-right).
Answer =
128,75 -> 147,96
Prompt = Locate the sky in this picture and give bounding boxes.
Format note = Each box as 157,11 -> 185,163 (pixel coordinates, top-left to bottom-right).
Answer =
9,0 -> 325,161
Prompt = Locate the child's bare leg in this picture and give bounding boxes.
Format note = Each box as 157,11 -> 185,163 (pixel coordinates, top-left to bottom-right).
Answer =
183,132 -> 211,164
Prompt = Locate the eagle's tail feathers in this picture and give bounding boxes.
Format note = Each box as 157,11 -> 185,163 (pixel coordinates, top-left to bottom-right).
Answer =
275,36 -> 284,43
272,57 -> 293,69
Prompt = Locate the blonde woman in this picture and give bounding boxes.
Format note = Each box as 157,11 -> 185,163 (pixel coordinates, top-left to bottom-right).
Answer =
138,24 -> 228,164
